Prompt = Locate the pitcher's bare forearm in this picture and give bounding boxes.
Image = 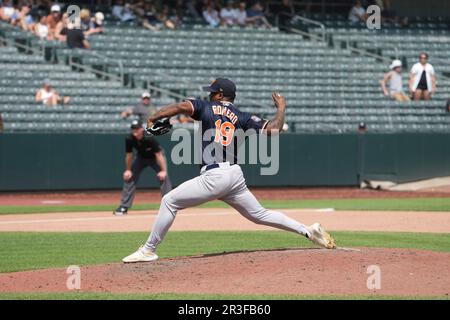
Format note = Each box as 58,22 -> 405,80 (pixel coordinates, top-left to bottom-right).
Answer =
147,101 -> 193,127
264,92 -> 287,134
265,107 -> 286,132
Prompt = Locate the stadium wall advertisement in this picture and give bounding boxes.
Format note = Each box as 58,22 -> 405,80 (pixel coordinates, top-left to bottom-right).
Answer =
0,133 -> 449,191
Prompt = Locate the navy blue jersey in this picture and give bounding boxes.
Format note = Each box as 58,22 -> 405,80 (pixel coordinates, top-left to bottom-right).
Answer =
186,99 -> 269,166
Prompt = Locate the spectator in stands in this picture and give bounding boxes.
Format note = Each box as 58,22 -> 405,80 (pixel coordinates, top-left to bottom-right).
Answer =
348,0 -> 366,24
0,113 -> 3,133
54,12 -> 68,42
34,14 -> 49,39
79,8 -> 91,32
121,92 -> 155,123
156,4 -> 178,29
18,4 -> 35,32
447,99 -> 450,113
45,4 -> 62,40
220,0 -> 236,26
132,1 -> 160,31
90,11 -> 105,34
81,9 -> 104,36
66,18 -> 91,49
0,0 -> 19,25
374,0 -> 392,22
409,52 -> 437,101
35,79 -> 70,106
202,3 -> 220,27
358,121 -> 367,133
234,1 -> 248,26
270,0 -> 295,31
380,59 -> 410,102
178,0 -> 199,19
171,0 -> 187,23
246,1 -> 272,28
112,0 -> 136,22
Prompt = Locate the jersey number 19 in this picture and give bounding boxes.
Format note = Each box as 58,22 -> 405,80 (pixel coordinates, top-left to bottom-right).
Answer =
214,119 -> 235,146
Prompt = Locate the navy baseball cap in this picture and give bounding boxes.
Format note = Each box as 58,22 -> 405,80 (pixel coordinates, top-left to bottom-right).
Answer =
130,119 -> 143,129
202,78 -> 236,98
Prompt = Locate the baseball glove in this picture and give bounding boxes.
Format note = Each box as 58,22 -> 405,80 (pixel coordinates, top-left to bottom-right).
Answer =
145,118 -> 172,136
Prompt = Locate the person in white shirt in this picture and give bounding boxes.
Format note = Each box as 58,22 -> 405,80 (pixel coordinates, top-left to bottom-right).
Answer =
35,79 -> 70,106
348,0 -> 366,24
0,0 -> 18,25
409,52 -> 437,101
234,1 -> 248,26
220,0 -> 236,26
202,4 -> 220,27
34,15 -> 49,39
380,59 -> 410,102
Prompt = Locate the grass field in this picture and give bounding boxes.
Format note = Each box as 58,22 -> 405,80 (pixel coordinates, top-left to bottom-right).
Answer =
1,198 -> 449,300
0,230 -> 449,273
1,198 -> 450,215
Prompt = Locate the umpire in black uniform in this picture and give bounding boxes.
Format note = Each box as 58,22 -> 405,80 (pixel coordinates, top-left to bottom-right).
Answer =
114,120 -> 172,215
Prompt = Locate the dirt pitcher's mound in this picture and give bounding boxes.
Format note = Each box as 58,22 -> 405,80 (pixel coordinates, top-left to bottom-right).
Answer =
1,248 -> 449,297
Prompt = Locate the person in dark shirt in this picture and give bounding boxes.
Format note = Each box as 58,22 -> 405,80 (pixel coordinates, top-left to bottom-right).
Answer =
66,21 -> 90,49
247,1 -> 272,28
114,120 -> 172,215
270,0 -> 295,31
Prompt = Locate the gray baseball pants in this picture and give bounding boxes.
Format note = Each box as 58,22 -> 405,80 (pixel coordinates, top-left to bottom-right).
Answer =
144,163 -> 310,252
120,156 -> 172,208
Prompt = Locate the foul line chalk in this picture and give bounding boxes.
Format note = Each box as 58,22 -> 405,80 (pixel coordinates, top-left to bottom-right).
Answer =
41,200 -> 66,204
336,247 -> 361,252
314,208 -> 335,212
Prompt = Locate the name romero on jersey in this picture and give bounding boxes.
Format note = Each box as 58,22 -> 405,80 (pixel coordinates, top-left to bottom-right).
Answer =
212,105 -> 238,125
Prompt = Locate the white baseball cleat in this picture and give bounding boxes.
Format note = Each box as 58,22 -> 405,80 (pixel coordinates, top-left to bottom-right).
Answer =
307,223 -> 336,249
122,246 -> 159,263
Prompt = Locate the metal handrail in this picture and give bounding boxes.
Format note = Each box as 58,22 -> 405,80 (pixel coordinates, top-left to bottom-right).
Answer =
146,78 -> 188,101
289,15 -> 327,43
345,39 -> 391,63
0,25 -> 197,105
67,48 -> 124,84
0,22 -> 46,54
151,71 -> 205,96
0,22 -> 126,84
145,76 -> 275,114
0,33 -> 43,56
362,37 -> 399,60
82,50 -> 124,84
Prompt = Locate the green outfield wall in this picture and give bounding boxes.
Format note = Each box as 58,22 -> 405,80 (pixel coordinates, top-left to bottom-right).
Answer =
0,133 -> 449,191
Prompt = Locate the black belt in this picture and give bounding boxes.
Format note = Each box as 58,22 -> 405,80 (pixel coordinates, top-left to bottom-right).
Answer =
205,163 -> 220,171
203,163 -> 236,172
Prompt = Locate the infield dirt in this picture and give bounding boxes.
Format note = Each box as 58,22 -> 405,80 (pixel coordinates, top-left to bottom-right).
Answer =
0,248 -> 449,296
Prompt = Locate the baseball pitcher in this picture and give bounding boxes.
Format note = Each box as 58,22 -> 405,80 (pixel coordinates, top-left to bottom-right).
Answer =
123,78 -> 335,263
